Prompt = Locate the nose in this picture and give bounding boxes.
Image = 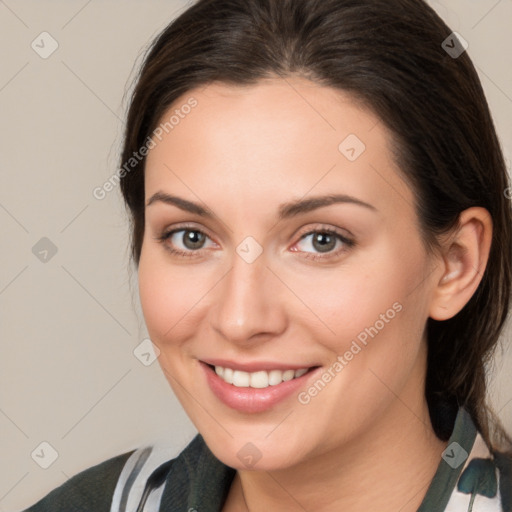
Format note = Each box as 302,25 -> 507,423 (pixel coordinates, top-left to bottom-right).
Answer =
209,248 -> 287,345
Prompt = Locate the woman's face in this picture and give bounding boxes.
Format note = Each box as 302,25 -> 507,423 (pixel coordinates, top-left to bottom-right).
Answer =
139,77 -> 443,470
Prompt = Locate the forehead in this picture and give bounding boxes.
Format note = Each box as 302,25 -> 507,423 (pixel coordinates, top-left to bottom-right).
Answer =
144,77 -> 415,220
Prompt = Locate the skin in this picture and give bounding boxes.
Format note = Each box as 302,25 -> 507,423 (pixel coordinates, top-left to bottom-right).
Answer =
138,76 -> 492,511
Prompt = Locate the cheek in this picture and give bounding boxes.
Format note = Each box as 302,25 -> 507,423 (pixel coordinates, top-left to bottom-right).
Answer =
291,258 -> 428,439
138,246 -> 220,349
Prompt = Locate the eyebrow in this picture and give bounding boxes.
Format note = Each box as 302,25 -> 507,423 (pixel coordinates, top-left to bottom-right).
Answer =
145,191 -> 377,219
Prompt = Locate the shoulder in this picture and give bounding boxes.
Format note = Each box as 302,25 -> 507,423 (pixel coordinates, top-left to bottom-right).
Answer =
21,449 -> 136,512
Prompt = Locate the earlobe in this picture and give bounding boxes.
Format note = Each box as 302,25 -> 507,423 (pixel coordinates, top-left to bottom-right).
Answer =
429,207 -> 492,321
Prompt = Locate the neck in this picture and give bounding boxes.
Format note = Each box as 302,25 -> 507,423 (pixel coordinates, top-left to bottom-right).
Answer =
228,390 -> 448,512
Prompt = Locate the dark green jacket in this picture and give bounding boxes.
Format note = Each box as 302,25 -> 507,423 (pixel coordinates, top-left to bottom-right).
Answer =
22,407 -> 511,511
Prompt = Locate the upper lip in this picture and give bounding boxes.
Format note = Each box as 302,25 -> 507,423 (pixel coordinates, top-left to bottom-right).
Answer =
200,358 -> 319,373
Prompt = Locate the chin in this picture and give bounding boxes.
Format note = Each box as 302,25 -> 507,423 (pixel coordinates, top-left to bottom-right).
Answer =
200,429 -> 312,472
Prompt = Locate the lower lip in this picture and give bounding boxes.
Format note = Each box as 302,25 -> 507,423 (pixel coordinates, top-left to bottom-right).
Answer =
200,361 -> 320,413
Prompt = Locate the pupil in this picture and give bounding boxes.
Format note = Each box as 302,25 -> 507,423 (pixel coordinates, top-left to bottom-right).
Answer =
313,233 -> 335,253
185,231 -> 204,249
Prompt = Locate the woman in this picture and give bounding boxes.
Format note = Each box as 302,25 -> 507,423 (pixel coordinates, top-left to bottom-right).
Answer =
22,0 -> 512,511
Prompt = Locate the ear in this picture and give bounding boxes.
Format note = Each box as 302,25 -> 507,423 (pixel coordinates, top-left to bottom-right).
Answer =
429,207 -> 492,321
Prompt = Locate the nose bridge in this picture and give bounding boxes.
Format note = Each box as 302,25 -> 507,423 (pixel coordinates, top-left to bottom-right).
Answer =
211,246 -> 284,342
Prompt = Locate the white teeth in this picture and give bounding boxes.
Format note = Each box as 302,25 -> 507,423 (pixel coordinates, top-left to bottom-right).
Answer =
213,365 -> 311,388
250,371 -> 268,388
268,370 -> 283,386
223,367 -> 234,384
282,369 -> 295,381
232,370 -> 250,387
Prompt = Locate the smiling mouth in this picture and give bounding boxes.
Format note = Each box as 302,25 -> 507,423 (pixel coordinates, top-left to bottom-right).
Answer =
205,363 -> 319,389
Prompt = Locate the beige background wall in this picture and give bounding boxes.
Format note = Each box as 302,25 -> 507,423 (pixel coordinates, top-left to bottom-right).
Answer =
0,1 -> 511,510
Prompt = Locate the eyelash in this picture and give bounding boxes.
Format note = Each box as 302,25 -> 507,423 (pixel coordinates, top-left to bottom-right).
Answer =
154,223 -> 356,261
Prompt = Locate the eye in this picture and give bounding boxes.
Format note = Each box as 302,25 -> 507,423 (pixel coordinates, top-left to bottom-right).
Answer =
154,224 -> 356,261
291,227 -> 355,261
154,225 -> 215,258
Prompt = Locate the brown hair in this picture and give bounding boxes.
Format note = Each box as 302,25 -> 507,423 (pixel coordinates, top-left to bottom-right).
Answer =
119,0 -> 512,452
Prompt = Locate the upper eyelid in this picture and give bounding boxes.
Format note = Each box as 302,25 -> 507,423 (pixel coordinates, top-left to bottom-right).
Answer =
296,224 -> 353,240
160,221 -> 352,237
